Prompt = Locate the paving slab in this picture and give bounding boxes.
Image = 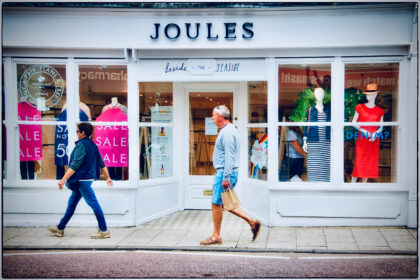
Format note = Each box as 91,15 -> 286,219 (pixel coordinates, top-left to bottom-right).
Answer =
351,228 -> 389,248
237,225 -> 269,249
118,228 -> 162,247
147,229 -> 189,247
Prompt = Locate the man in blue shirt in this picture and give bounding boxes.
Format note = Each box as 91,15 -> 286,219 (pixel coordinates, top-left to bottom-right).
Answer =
200,105 -> 261,245
48,122 -> 113,239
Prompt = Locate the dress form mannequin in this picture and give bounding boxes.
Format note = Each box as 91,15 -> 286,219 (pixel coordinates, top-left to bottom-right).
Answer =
61,101 -> 92,120
302,88 -> 331,182
303,87 -> 324,152
102,97 -> 127,114
351,84 -> 384,183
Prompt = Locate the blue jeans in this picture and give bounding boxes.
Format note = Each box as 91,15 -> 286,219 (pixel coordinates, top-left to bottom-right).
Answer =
58,181 -> 107,231
212,170 -> 238,205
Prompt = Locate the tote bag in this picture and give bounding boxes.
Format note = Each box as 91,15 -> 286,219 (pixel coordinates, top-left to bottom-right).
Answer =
221,188 -> 241,211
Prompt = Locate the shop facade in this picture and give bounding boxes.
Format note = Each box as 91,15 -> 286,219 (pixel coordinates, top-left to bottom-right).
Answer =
2,3 -> 418,228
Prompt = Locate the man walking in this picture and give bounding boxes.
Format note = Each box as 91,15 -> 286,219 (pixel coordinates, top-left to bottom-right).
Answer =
200,105 -> 261,245
48,122 -> 113,239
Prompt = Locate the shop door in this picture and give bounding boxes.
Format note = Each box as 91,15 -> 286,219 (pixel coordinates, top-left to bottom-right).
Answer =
184,83 -> 240,209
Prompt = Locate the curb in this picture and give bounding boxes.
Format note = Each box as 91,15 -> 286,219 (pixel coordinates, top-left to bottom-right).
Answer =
3,246 -> 418,255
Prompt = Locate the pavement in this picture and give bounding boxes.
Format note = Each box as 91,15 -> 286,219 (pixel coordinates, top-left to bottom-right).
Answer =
3,210 -> 418,254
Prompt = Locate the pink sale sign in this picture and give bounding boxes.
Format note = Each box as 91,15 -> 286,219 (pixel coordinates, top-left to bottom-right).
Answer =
94,108 -> 128,167
18,102 -> 42,161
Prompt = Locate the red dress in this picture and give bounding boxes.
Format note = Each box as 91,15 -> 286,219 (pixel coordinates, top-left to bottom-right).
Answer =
352,104 -> 384,178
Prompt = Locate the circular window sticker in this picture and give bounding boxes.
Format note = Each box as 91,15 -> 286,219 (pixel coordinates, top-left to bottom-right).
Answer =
19,65 -> 64,111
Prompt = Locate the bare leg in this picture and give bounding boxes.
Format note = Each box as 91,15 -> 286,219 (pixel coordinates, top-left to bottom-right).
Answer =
211,203 -> 223,240
229,207 -> 256,229
351,176 -> 358,183
361,178 -> 368,183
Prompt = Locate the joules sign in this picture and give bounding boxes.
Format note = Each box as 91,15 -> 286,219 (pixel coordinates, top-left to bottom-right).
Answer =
150,22 -> 254,40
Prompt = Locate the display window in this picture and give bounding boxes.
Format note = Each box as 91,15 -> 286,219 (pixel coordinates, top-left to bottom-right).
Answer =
139,82 -> 173,180
344,63 -> 399,183
278,64 -> 331,182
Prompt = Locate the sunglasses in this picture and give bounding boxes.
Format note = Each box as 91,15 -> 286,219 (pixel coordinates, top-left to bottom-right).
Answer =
76,130 -> 80,133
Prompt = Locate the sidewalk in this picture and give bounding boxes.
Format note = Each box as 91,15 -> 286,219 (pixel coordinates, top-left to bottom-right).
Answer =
3,210 -> 418,254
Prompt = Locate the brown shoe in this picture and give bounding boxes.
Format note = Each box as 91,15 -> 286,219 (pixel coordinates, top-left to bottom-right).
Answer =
200,237 -> 222,245
48,225 -> 64,237
251,220 -> 261,241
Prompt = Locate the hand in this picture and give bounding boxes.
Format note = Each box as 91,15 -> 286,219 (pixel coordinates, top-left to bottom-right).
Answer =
106,178 -> 113,187
58,179 -> 65,190
369,131 -> 377,142
222,180 -> 230,189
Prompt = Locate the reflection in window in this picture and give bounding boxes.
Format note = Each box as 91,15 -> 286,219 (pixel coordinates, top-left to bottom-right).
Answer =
344,126 -> 396,183
279,126 -> 306,182
17,64 -> 66,121
139,82 -> 173,123
248,128 -> 267,181
345,63 -> 398,122
278,65 -> 331,122
248,81 -> 267,123
139,127 -> 173,180
79,65 -> 127,121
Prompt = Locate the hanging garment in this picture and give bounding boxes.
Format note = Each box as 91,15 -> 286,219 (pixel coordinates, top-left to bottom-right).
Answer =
352,104 -> 385,178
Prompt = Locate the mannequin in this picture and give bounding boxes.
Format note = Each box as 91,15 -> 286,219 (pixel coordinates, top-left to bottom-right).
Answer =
303,88 -> 331,182
55,101 -> 91,178
351,84 -> 384,183
102,97 -> 127,115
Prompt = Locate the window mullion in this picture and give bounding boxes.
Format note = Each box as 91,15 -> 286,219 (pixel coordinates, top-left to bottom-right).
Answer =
331,56 -> 345,186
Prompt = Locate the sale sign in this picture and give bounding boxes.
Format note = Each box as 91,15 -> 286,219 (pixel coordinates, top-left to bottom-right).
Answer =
18,102 -> 42,161
94,107 -> 128,167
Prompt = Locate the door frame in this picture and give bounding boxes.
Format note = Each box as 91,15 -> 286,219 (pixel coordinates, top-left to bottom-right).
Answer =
180,82 -> 247,209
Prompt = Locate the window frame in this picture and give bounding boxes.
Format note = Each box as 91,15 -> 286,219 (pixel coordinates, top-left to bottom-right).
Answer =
268,56 -> 407,191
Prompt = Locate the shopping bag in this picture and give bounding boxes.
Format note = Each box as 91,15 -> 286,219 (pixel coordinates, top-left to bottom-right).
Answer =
221,188 -> 241,211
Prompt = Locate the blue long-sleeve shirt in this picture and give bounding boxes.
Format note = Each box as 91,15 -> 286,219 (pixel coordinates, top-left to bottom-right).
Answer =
212,123 -> 240,181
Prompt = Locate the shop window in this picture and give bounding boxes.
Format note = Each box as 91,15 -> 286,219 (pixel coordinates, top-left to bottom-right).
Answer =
278,65 -> 331,182
139,82 -> 173,123
19,124 -> 55,180
248,81 -> 267,123
17,64 -> 66,121
248,127 -> 268,181
79,65 -> 129,181
92,124 -> 129,181
344,63 -> 399,183
139,126 -> 173,180
79,65 -> 127,121
139,82 -> 173,179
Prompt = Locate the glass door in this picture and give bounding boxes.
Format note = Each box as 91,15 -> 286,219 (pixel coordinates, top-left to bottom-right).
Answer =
183,82 -> 239,209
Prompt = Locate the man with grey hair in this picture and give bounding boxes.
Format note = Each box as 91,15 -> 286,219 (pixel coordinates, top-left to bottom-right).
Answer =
200,105 -> 261,245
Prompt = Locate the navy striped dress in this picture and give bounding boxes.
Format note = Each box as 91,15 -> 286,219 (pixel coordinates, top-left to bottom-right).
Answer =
307,111 -> 330,182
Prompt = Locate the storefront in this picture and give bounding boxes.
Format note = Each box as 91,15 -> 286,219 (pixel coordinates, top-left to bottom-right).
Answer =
2,2 -> 418,228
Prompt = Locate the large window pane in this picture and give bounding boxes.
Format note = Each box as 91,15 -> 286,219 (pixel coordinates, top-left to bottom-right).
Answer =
248,81 -> 267,123
248,127 -> 267,181
345,63 -> 398,122
93,124 -> 129,181
17,64 -> 66,121
279,64 -> 331,122
344,126 -> 397,183
19,124 -> 55,180
139,82 -> 173,123
139,126 -> 173,179
79,65 -> 127,121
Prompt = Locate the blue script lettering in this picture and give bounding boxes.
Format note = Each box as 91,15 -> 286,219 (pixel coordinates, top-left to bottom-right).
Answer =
165,62 -> 187,73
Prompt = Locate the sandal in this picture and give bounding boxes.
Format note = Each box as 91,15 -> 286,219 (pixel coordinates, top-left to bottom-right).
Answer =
252,220 -> 261,241
200,237 -> 222,245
